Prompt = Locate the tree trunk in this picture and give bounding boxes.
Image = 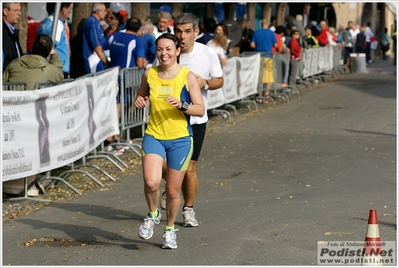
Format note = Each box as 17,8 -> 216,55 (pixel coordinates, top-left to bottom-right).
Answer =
70,3 -> 91,40
70,3 -> 91,78
276,3 -> 287,26
205,3 -> 214,20
262,3 -> 272,26
224,3 -> 236,20
170,3 -> 184,19
247,3 -> 256,29
131,3 -> 150,23
18,3 -> 28,54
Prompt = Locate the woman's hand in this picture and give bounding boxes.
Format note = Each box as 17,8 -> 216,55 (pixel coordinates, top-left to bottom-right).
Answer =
135,95 -> 148,109
164,96 -> 181,109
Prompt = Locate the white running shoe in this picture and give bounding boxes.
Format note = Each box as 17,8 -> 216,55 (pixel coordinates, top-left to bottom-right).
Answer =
182,207 -> 199,227
138,209 -> 161,240
162,229 -> 178,249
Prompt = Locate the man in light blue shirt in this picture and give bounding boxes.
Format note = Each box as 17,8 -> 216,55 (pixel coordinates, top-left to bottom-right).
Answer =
37,3 -> 72,78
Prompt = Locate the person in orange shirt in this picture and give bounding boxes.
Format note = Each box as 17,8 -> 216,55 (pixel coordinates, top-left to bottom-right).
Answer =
273,26 -> 284,53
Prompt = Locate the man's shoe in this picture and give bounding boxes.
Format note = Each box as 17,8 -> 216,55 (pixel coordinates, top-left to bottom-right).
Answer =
160,190 -> 167,210
182,207 -> 199,227
162,229 -> 178,249
105,145 -> 124,156
35,181 -> 45,195
138,209 -> 161,240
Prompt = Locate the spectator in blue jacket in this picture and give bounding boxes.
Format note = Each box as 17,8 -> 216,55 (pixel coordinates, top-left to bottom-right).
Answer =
81,3 -> 110,74
37,3 -> 73,78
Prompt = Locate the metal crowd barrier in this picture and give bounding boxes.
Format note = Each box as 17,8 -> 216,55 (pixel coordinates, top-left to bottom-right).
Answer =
3,81 -> 28,91
275,52 -> 301,100
117,67 -> 147,156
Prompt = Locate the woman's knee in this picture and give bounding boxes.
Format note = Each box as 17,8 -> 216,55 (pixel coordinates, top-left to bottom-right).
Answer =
144,177 -> 161,192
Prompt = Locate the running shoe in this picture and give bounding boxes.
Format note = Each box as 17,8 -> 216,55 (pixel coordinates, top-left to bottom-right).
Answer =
138,209 -> 161,240
162,229 -> 178,249
182,207 -> 199,227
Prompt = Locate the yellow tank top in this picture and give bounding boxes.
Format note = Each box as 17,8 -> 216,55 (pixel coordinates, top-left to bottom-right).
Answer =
145,66 -> 193,140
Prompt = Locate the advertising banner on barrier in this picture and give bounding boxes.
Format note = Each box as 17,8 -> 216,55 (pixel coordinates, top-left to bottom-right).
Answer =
311,48 -> 319,76
236,53 -> 260,98
2,68 -> 120,182
84,68 -> 120,150
302,49 -> 312,78
221,57 -> 238,104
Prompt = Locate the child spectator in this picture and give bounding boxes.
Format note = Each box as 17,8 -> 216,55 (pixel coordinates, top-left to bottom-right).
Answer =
288,30 -> 301,86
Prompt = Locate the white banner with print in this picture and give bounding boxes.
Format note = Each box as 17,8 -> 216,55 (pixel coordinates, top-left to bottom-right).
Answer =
236,53 -> 260,98
2,68 -> 120,182
221,57 -> 238,104
207,54 -> 261,110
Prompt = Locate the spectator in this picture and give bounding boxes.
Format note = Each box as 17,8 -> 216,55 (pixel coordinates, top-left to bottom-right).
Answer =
328,27 -> 338,46
195,17 -> 216,45
117,9 -> 128,31
380,27 -> 390,60
99,7 -> 112,34
274,25 -> 290,86
273,25 -> 286,53
284,27 -> 292,48
153,10 -> 174,38
206,22 -> 229,66
3,34 -> 63,90
237,19 -> 254,53
235,3 -> 247,19
105,17 -> 147,69
269,16 -> 277,32
309,21 -> 320,38
351,23 -> 360,45
341,21 -> 355,67
250,19 -> 277,103
36,3 -> 73,79
104,6 -> 113,24
288,30 -> 301,87
141,21 -> 156,64
293,14 -> 307,48
3,2 -> 23,71
82,3 -> 110,74
317,20 -> 329,47
305,27 -> 319,48
364,22 -> 375,63
105,12 -> 123,37
355,27 -> 366,54
135,33 -> 204,249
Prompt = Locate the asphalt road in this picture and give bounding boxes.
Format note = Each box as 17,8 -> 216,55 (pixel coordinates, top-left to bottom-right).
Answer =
2,60 -> 397,267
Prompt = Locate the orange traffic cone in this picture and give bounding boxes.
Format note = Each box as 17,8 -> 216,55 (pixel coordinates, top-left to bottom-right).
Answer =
362,209 -> 383,266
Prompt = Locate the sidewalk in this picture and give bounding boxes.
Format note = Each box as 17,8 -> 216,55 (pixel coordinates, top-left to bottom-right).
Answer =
2,60 -> 397,266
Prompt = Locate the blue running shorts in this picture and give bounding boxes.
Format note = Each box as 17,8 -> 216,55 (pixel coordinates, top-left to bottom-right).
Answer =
142,134 -> 193,171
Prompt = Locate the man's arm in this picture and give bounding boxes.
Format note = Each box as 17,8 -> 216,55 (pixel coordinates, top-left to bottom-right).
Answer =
48,49 -> 63,70
196,75 -> 224,90
94,44 -> 110,68
136,57 -> 148,68
135,39 -> 148,68
48,49 -> 65,82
